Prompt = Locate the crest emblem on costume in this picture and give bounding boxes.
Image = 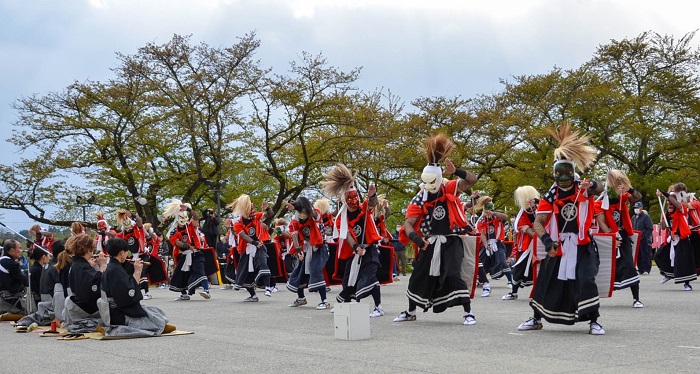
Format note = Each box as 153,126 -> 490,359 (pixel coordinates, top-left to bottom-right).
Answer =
91,285 -> 98,292
488,226 -> 494,235
433,206 -> 446,221
561,202 -> 577,222
127,236 -> 135,246
302,226 -> 311,238
248,227 -> 256,236
612,211 -> 621,224
353,224 -> 362,237
128,289 -> 135,297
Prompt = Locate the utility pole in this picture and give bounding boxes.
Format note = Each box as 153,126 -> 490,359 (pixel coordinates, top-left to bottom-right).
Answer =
76,195 -> 95,222
205,180 -> 228,216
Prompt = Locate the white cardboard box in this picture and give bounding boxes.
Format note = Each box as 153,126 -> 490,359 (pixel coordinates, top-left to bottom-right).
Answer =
333,302 -> 370,340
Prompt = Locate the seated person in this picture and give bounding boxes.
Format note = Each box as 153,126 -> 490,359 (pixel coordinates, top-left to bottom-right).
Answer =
0,239 -> 29,319
29,248 -> 50,310
63,233 -> 107,333
16,240 -> 70,327
97,238 -> 173,336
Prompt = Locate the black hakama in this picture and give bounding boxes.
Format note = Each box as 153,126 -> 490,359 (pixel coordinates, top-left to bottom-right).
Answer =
671,237 -> 698,284
336,245 -> 380,303
479,241 -> 509,279
530,242 -> 599,325
234,246 -> 270,290
286,243 -> 329,293
168,251 -> 207,294
511,247 -> 534,288
614,234 -> 640,289
406,235 -> 471,314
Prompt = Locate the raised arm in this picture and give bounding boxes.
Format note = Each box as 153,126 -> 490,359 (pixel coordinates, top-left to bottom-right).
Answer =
444,158 -> 477,192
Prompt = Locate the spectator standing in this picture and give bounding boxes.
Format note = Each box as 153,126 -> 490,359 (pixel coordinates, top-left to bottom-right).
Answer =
632,201 -> 654,275
201,208 -> 221,249
392,226 -> 407,276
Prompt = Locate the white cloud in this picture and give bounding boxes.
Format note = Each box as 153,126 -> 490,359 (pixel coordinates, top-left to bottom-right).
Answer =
88,0 -> 109,9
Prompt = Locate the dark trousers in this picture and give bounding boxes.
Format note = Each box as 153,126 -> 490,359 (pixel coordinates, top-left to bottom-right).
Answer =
637,241 -> 652,274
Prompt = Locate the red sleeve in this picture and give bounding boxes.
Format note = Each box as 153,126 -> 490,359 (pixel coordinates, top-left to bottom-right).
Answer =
446,179 -> 460,196
405,202 -> 423,219
477,220 -> 486,233
288,220 -> 300,254
516,213 -> 531,229
289,220 -> 299,233
593,200 -> 604,215
692,200 -> 700,211
536,198 -> 553,213
233,220 -> 245,235
398,226 -> 410,246
169,230 -> 183,248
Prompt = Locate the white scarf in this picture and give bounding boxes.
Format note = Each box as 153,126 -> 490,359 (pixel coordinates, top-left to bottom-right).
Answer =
557,232 -> 578,281
515,247 -> 533,277
333,201 -> 349,244
245,242 -> 257,272
347,253 -> 361,287
669,235 -> 679,267
180,249 -> 193,272
485,238 -> 497,256
427,235 -> 447,276
303,242 -> 313,275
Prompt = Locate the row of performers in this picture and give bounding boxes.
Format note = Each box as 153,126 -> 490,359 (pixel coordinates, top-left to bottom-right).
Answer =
87,170 -> 699,319
164,189 -> 397,315
460,178 -> 700,306
389,130 -> 697,334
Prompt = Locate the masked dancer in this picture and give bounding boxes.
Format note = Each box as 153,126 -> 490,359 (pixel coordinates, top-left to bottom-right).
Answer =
517,124 -> 605,335
393,133 -> 479,325
321,163 -> 384,317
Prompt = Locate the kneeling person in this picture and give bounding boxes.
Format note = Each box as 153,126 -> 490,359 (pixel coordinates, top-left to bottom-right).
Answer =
98,238 -> 173,337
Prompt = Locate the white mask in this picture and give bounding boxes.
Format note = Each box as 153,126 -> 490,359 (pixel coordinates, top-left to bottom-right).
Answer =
421,164 -> 443,194
634,208 -> 641,215
177,211 -> 190,226
421,172 -> 441,194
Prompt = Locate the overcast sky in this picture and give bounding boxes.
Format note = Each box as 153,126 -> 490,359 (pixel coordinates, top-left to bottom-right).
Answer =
1,0 -> 698,226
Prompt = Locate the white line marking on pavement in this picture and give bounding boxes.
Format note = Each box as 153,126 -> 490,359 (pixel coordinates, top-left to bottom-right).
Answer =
678,346 -> 700,349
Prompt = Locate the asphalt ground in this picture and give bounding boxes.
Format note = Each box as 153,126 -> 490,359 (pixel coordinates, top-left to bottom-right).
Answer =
2,268 -> 699,374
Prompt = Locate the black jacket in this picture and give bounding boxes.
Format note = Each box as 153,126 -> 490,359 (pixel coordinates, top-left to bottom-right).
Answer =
68,257 -> 102,314
201,214 -> 221,235
29,262 -> 43,296
0,255 -> 28,294
101,258 -> 147,325
40,264 -> 60,296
